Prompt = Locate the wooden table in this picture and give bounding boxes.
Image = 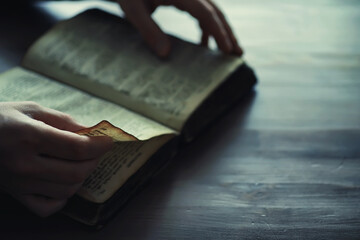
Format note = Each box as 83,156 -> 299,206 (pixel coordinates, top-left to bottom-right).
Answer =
1,1 -> 359,239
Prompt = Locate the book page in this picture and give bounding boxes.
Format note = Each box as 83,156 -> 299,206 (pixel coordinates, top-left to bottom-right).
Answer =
75,121 -> 174,203
0,67 -> 176,140
22,9 -> 244,131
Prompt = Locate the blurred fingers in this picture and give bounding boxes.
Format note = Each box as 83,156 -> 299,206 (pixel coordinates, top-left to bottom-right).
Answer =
172,0 -> 233,53
11,178 -> 82,200
14,101 -> 84,132
32,123 -> 113,160
4,153 -> 101,185
31,155 -> 100,185
119,0 -> 171,57
206,0 -> 243,55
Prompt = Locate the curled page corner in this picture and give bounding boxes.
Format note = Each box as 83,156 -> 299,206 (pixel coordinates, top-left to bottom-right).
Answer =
76,120 -> 138,142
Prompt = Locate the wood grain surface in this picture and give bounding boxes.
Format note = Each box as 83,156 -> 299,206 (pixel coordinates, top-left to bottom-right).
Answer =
0,1 -> 359,239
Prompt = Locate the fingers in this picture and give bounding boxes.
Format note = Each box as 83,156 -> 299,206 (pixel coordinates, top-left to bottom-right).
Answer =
119,0 -> 242,55
14,101 -> 85,132
119,0 -> 171,58
170,0 -> 231,53
36,153 -> 101,184
10,178 -> 83,200
13,154 -> 101,185
206,0 -> 243,55
10,101 -> 113,160
33,123 -> 113,160
31,107 -> 84,132
15,194 -> 67,217
0,102 -> 114,217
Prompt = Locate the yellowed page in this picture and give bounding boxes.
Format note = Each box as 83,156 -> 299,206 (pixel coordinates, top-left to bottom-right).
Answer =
22,9 -> 244,131
75,121 -> 173,203
0,67 -> 176,140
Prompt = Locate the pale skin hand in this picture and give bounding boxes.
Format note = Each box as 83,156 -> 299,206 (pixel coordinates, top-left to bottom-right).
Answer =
0,102 -> 113,217
118,0 -> 243,58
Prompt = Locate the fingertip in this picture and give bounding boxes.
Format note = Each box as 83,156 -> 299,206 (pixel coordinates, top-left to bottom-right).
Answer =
120,0 -> 171,58
154,37 -> 171,58
213,31 -> 233,54
102,136 -> 115,150
89,135 -> 114,152
224,38 -> 233,53
234,45 -> 244,56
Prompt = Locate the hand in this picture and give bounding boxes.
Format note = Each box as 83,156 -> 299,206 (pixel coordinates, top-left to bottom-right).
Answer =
118,0 -> 243,57
0,102 -> 113,217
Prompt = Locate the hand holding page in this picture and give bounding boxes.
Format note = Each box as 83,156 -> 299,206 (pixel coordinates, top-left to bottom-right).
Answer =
0,9 -> 256,227
75,121 -> 174,204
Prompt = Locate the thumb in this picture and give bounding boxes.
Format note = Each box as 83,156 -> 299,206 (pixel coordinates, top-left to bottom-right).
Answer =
120,0 -> 171,58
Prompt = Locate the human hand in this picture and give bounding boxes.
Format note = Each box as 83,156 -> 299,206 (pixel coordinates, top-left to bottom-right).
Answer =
118,0 -> 243,57
0,102 -> 113,217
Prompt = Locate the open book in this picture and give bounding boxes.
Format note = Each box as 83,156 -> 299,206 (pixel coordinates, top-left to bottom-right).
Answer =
0,9 -> 256,227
